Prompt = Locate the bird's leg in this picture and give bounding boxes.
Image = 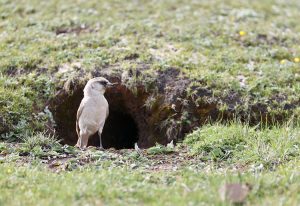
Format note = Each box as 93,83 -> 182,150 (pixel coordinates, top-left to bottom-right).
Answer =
98,130 -> 103,149
76,131 -> 89,149
81,134 -> 89,149
75,136 -> 82,148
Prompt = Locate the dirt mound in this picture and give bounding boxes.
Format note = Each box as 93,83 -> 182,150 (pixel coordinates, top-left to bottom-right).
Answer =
48,66 -> 206,148
48,65 -> 297,149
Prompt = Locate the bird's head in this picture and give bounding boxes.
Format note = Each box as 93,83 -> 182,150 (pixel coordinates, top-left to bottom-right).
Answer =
84,77 -> 117,96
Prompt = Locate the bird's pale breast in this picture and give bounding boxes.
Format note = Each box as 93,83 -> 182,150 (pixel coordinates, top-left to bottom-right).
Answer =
78,95 -> 108,134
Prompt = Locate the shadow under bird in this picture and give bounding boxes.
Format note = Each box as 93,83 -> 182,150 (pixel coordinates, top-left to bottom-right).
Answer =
75,77 -> 117,149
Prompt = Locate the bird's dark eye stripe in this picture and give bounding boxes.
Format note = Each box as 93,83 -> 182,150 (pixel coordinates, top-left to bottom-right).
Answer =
99,81 -> 108,85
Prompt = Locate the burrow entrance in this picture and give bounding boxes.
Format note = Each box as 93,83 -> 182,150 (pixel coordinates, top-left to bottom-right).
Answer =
49,77 -> 158,149
47,67 -> 298,148
86,109 -> 139,149
48,68 -> 224,149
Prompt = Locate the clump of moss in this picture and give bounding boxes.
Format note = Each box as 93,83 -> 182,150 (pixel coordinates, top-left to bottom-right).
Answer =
0,74 -> 55,141
184,122 -> 300,168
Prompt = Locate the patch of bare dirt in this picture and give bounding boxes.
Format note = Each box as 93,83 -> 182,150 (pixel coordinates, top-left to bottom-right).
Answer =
43,147 -> 199,172
54,24 -> 94,35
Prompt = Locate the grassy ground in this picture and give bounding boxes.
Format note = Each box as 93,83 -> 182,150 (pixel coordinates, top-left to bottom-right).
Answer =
1,0 -> 300,138
1,0 -> 300,205
0,122 -> 299,205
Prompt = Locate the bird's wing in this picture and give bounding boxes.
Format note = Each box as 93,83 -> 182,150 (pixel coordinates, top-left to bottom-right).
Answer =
76,101 -> 85,137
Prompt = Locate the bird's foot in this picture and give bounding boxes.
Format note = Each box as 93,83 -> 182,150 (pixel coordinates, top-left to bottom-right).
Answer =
75,144 -> 87,151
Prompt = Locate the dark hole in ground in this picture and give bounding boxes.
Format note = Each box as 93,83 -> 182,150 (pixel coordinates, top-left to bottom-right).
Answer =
89,110 -> 139,149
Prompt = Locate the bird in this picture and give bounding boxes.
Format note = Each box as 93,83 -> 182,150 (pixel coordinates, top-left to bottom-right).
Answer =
75,77 -> 116,149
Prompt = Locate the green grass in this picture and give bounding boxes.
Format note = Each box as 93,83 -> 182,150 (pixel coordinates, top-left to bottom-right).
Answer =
184,122 -> 300,167
0,152 -> 299,205
146,142 -> 175,155
1,0 -> 300,137
1,0 -> 300,205
0,123 -> 300,205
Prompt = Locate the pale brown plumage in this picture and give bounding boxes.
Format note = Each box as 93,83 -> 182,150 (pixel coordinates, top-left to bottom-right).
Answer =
75,77 -> 115,149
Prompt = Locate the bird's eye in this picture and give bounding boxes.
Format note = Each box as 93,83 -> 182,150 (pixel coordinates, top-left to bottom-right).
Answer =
99,81 -> 107,86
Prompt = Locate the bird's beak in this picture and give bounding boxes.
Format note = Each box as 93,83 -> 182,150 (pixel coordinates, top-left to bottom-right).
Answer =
107,82 -> 118,87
